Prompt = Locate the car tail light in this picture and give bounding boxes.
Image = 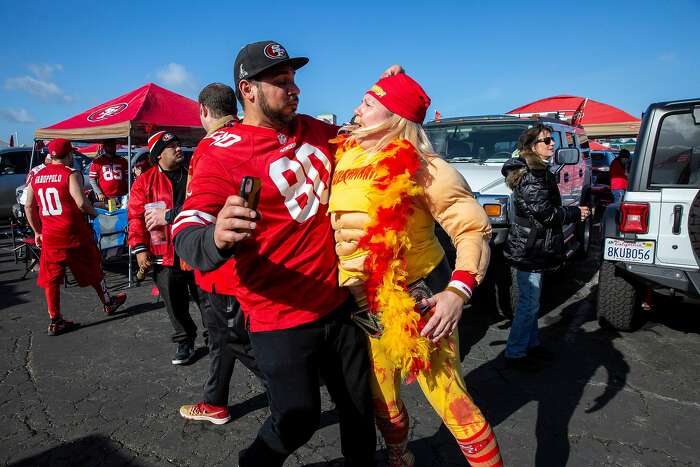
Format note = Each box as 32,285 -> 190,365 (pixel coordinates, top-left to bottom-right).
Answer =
619,203 -> 649,234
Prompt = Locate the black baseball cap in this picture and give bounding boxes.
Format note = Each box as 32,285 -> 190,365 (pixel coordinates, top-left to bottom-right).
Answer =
234,41 -> 309,94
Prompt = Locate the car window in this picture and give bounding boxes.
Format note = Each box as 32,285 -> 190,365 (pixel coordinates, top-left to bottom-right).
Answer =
551,132 -> 563,150
425,123 -> 529,163
565,132 -> 576,148
649,111 -> 700,187
0,151 -> 30,175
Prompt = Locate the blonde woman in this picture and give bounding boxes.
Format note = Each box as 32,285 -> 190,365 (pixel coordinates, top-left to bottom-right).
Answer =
328,73 -> 503,467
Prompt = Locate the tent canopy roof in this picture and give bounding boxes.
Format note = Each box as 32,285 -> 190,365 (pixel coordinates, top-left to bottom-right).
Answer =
508,95 -> 641,138
35,83 -> 204,145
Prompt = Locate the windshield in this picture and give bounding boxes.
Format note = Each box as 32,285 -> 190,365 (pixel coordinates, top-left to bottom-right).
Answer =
425,123 -> 530,164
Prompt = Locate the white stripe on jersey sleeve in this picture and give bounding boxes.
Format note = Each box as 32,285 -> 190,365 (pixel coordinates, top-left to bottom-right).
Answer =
172,209 -> 217,233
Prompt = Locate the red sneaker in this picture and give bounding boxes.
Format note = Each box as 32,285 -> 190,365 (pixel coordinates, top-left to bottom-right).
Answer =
179,402 -> 231,425
47,319 -> 80,336
104,292 -> 127,315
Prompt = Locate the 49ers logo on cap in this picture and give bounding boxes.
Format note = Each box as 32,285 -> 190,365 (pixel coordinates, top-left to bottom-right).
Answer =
87,103 -> 128,122
264,43 -> 288,60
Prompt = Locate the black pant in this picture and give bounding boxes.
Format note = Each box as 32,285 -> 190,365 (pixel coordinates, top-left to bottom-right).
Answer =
239,300 -> 376,467
152,265 -> 201,344
199,290 -> 262,406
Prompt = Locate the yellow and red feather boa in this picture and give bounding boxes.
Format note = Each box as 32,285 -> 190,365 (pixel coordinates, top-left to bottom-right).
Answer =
335,137 -> 441,381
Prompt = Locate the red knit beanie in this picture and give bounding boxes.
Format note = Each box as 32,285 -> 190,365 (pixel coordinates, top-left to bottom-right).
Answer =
366,73 -> 431,124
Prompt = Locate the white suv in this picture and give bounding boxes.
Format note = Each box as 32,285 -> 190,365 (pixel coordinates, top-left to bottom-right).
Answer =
597,98 -> 700,330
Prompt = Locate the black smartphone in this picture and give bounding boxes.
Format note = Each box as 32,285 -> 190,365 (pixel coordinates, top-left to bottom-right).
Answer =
239,176 -> 261,219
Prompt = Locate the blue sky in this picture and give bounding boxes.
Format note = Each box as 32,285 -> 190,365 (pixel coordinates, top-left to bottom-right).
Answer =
1,0 -> 698,145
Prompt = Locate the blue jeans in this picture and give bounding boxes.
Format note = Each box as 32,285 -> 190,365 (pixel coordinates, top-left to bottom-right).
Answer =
612,189 -> 625,204
505,269 -> 543,359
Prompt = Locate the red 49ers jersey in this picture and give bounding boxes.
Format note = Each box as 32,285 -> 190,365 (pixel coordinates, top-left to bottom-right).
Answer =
89,155 -> 128,197
173,115 -> 347,332
31,164 -> 92,249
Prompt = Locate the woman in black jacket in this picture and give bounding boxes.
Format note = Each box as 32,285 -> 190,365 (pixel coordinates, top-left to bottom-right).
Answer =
501,124 -> 589,371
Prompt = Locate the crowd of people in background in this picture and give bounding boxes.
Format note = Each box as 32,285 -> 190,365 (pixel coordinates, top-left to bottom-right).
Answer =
22,38 -> 641,467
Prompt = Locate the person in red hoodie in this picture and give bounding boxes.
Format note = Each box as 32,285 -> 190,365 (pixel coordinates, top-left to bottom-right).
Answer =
25,139 -> 127,336
128,131 -> 203,365
610,148 -> 631,204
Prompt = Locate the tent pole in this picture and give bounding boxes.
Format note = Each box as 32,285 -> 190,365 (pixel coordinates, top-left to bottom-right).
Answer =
29,140 -> 36,172
127,134 -> 133,288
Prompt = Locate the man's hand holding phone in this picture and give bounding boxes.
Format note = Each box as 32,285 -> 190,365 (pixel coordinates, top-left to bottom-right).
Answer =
214,195 -> 257,250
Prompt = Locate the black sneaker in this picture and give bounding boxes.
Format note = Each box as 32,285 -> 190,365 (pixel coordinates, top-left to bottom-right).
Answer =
528,345 -> 556,362
505,355 -> 542,372
172,341 -> 195,365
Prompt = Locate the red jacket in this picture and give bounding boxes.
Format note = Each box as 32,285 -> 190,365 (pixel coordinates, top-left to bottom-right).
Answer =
609,157 -> 628,190
128,166 -> 176,266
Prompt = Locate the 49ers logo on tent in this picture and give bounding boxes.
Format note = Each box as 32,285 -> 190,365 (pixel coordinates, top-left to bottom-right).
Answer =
264,43 -> 288,60
87,103 -> 129,122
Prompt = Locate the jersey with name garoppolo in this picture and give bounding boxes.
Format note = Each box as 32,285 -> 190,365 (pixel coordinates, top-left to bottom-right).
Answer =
89,155 -> 128,197
173,115 -> 347,332
31,164 -> 92,249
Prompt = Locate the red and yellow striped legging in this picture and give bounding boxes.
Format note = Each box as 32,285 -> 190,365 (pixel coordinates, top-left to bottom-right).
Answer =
369,332 -> 503,466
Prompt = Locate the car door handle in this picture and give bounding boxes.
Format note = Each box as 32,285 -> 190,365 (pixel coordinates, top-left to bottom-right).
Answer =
672,205 -> 683,235
578,168 -> 584,177
564,173 -> 570,182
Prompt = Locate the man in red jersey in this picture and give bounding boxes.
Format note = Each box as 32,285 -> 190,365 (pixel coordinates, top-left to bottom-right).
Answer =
173,41 -> 376,466
25,139 -> 127,336
89,140 -> 128,202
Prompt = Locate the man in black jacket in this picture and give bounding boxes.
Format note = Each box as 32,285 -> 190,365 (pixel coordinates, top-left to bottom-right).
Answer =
501,124 -> 589,371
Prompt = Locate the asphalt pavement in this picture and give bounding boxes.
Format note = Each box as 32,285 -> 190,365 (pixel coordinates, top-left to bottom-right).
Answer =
1,227 -> 698,467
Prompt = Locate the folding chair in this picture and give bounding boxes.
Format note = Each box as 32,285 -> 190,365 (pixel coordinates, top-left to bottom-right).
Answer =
13,237 -> 41,279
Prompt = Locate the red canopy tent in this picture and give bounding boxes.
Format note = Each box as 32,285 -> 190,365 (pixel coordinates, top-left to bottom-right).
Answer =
589,140 -> 615,151
35,82 -> 204,144
508,95 -> 641,138
34,83 -> 204,285
75,143 -> 129,158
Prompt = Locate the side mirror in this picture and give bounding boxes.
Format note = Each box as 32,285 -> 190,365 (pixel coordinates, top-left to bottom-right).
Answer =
555,147 -> 580,165
693,105 -> 700,125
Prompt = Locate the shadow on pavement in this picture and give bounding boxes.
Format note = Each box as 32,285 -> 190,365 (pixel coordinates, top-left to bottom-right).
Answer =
415,287 -> 630,467
9,434 -> 149,467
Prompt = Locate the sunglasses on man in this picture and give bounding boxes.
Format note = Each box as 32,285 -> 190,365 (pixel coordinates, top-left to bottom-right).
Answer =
536,137 -> 556,145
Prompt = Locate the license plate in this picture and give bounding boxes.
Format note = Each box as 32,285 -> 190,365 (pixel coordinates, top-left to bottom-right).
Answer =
603,238 -> 655,264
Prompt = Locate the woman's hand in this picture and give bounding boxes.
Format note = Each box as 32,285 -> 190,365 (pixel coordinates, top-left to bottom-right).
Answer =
419,290 -> 466,342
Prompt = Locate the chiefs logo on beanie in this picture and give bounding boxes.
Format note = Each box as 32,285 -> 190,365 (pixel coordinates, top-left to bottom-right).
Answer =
147,131 -> 179,163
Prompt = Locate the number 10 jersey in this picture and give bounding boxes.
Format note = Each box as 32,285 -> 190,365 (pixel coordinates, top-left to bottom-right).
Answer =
31,164 -> 92,249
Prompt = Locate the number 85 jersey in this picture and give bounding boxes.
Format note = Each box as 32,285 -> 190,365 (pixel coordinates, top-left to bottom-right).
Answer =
173,115 -> 348,332
31,164 -> 92,249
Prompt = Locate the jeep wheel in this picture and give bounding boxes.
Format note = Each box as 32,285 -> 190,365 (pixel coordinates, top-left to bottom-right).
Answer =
690,191 -> 700,264
596,260 -> 640,331
575,216 -> 592,259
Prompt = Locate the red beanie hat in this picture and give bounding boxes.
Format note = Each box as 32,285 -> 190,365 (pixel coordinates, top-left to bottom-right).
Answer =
366,73 -> 431,124
47,138 -> 73,159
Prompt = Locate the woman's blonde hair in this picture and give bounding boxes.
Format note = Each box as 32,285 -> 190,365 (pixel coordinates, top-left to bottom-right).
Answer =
347,113 -> 436,159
